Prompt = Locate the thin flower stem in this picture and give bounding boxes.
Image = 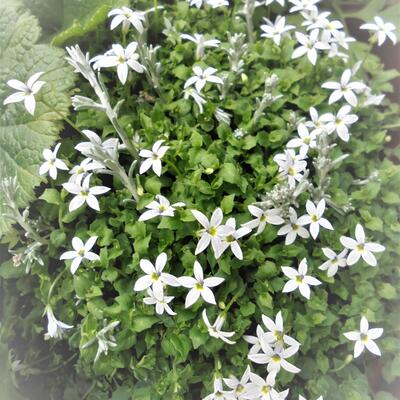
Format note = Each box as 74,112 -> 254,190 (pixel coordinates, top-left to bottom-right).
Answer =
165,159 -> 183,177
58,206 -> 65,230
93,74 -> 139,160
47,268 -> 67,303
245,0 -> 255,44
37,353 -> 77,374
222,292 -> 240,315
331,355 -> 353,373
116,164 -> 139,201
82,381 -> 97,400
42,100 -> 83,135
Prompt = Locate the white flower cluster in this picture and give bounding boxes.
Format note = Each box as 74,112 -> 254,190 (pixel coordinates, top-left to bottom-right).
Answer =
3,0 -> 394,395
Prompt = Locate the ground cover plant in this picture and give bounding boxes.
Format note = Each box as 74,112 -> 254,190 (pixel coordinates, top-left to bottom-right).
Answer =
0,0 -> 400,399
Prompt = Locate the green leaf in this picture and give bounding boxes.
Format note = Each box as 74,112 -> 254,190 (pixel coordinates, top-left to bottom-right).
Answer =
132,315 -> 159,333
0,260 -> 25,279
51,0 -> 128,46
39,188 -> 61,205
220,194 -> 235,214
218,163 -> 240,185
0,4 -> 75,236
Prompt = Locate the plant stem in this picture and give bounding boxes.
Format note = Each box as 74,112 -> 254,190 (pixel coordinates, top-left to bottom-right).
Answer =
165,159 -> 183,178
222,293 -> 240,315
42,100 -> 83,135
14,209 -> 48,245
245,0 -> 255,44
47,268 -> 67,303
93,74 -> 139,160
116,164 -> 139,201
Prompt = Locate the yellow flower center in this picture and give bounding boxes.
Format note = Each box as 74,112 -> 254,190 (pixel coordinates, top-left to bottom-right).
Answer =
151,272 -> 159,282
226,235 -> 235,243
261,385 -> 271,395
236,384 -> 245,394
208,226 -> 217,237
361,333 -> 368,343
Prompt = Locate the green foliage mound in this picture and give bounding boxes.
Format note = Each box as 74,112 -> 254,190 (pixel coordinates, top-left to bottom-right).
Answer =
0,1 -> 399,399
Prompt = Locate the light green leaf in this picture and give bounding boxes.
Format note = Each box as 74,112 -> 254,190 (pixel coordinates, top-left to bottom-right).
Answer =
51,0 -> 128,46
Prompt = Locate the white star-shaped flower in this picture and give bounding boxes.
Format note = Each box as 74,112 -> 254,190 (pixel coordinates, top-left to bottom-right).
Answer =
143,286 -> 176,316
92,42 -> 145,84
245,371 -> 285,400
287,123 -> 317,154
248,337 -> 301,374
184,66 -> 224,93
82,320 -> 120,363
292,30 -> 330,65
134,252 -> 180,293
242,205 -> 284,235
281,258 -> 321,299
75,129 -> 119,160
39,143 -> 69,179
289,0 -> 320,13
187,0 -> 204,8
299,396 -> 323,400
305,107 -> 330,136
3,72 -> 45,115
360,17 -> 397,46
138,194 -> 185,222
265,0 -> 285,6
139,140 -> 169,176
60,236 -> 100,274
202,309 -> 236,344
69,158 -> 104,184
320,105 -> 358,142
44,306 -> 73,339
261,311 -> 300,348
179,261 -> 224,308
181,33 -> 221,59
297,199 -> 334,239
203,378 -> 236,400
244,324 -> 265,355
277,207 -> 310,245
223,366 -> 251,399
274,149 -> 308,188
321,69 -> 366,107
191,208 -> 234,256
206,0 -> 230,8
261,16 -> 295,46
344,316 -> 383,358
183,87 -> 207,113
217,217 -> 251,260
340,224 -> 385,266
108,7 -> 146,33
318,247 -> 347,277
62,174 -> 110,212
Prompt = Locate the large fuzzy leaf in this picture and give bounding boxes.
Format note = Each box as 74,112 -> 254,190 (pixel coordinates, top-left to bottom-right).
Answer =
0,4 -> 75,235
